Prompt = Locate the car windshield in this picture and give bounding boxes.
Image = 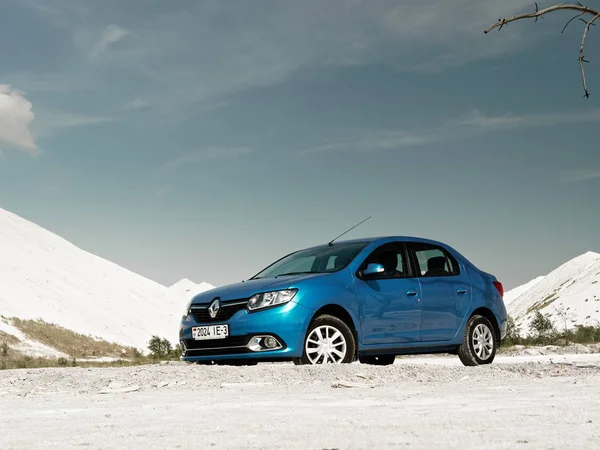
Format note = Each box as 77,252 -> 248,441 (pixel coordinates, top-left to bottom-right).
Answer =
250,242 -> 368,279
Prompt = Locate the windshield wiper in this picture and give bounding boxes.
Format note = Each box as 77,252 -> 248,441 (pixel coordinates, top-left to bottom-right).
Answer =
275,271 -> 316,278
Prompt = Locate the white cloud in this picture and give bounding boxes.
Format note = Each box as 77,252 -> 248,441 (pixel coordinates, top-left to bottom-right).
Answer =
459,109 -> 600,129
4,0 -> 551,117
5,71 -> 90,93
31,110 -> 114,138
303,108 -> 600,154
119,99 -> 152,111
302,131 -> 437,155
23,0 -> 61,16
161,147 -> 252,172
154,185 -> 175,197
26,0 -> 538,111
0,84 -> 37,154
88,25 -> 130,61
561,169 -> 600,184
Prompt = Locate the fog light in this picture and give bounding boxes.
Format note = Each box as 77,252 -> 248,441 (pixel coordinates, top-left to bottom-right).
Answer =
248,336 -> 263,352
247,335 -> 283,352
180,340 -> 187,354
264,337 -> 278,349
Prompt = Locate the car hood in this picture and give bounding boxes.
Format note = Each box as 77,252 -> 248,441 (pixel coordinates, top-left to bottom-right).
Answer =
190,273 -> 328,305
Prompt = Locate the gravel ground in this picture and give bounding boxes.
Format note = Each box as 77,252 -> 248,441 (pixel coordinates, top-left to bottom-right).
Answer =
2,354 -> 600,449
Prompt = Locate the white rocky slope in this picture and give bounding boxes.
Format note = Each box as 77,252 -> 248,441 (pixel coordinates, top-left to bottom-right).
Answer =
504,276 -> 546,306
168,278 -> 215,302
0,207 -> 213,352
505,251 -> 600,336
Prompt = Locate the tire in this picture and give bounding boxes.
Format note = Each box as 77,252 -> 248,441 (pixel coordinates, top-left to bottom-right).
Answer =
457,314 -> 497,366
358,354 -> 396,365
292,314 -> 356,365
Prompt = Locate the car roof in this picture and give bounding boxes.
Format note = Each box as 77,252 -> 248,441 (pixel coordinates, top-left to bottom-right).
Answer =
306,235 -> 449,248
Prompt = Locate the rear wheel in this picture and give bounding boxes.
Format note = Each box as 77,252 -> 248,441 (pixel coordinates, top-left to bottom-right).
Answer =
358,354 -> 396,365
292,314 -> 356,365
457,315 -> 497,366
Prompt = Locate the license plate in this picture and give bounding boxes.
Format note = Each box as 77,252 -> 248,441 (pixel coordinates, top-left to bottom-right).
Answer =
192,324 -> 229,340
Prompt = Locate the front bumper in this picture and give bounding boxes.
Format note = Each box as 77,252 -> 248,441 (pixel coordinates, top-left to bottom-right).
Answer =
179,300 -> 313,362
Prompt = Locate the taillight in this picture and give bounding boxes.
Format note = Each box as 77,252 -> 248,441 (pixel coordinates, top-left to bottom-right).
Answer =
493,281 -> 504,298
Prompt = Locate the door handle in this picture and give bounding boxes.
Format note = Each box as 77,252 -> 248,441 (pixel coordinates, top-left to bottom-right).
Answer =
406,290 -> 418,297
457,288 -> 468,295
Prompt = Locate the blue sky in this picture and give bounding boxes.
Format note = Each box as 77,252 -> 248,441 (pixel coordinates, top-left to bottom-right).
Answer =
0,0 -> 599,289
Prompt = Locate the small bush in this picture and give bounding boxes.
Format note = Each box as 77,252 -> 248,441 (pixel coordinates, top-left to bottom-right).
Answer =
57,357 -> 69,367
501,315 -> 522,347
147,336 -> 181,360
501,312 -> 600,348
148,335 -> 172,359
530,311 -> 556,344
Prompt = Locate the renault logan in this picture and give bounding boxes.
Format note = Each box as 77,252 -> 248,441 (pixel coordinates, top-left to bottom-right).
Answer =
179,236 -> 507,366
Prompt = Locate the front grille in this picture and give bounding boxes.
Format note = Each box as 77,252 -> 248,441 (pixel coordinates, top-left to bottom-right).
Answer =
185,335 -> 249,350
183,335 -> 251,356
190,299 -> 247,323
185,347 -> 252,356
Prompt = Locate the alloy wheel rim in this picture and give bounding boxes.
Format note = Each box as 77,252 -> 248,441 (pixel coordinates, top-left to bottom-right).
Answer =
305,325 -> 347,364
472,323 -> 494,360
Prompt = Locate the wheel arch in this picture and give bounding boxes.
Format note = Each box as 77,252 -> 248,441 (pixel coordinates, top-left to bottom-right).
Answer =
470,307 -> 501,342
310,304 -> 359,357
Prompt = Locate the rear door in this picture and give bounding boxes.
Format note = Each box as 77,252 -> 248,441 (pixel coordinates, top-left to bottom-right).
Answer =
354,242 -> 422,345
406,242 -> 471,342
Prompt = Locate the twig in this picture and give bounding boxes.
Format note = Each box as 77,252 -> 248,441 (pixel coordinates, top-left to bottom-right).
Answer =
579,13 -> 600,98
562,12 -> 586,33
485,4 -> 600,98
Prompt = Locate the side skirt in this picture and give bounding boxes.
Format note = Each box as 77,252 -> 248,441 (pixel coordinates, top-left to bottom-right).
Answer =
359,345 -> 460,357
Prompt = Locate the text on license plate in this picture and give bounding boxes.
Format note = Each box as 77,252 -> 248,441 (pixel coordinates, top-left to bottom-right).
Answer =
192,324 -> 229,340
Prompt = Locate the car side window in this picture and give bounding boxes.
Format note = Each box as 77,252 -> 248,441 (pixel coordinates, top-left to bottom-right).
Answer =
410,242 -> 460,277
359,243 -> 409,279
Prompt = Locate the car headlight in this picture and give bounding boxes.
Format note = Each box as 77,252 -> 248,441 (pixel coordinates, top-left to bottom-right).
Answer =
247,289 -> 298,312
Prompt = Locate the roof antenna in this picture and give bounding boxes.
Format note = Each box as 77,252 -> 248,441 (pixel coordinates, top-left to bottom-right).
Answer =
328,216 -> 371,247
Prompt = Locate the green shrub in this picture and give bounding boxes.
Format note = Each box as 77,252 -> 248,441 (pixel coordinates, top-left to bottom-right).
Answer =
147,335 -> 173,359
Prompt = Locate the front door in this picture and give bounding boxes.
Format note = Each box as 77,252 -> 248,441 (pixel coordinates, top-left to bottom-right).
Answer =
354,242 -> 422,345
407,242 -> 471,342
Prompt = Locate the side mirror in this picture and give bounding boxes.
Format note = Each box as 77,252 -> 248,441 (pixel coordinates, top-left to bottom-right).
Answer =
362,263 -> 385,277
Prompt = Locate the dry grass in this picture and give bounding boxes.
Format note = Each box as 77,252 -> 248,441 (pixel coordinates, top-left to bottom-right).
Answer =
0,331 -> 19,345
9,318 -> 140,359
0,345 -> 72,370
0,346 -> 156,370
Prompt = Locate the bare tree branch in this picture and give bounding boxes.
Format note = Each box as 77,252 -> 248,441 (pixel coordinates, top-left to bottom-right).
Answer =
485,4 -> 600,98
484,4 -> 598,33
579,13 -> 600,97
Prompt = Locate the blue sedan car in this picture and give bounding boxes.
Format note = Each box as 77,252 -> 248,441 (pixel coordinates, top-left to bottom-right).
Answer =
179,236 -> 507,366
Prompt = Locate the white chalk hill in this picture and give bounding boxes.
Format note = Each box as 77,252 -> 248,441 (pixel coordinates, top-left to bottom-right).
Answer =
505,251 -> 600,336
169,278 -> 215,301
0,207 -> 214,352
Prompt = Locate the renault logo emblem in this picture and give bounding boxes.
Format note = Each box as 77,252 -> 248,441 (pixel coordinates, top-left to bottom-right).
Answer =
208,298 -> 220,319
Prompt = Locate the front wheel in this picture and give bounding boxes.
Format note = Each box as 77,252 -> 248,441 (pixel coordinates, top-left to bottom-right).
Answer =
292,314 -> 356,365
457,315 -> 497,366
